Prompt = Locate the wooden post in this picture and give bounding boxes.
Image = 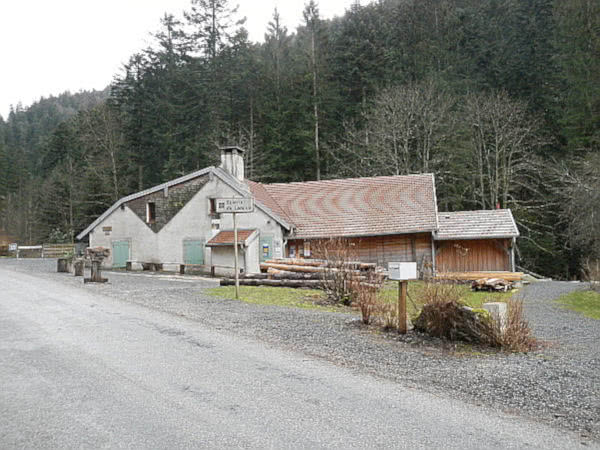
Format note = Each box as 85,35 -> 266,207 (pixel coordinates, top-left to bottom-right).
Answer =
233,211 -> 239,300
398,280 -> 408,334
57,258 -> 69,273
431,238 -> 436,275
73,259 -> 84,276
510,237 -> 516,272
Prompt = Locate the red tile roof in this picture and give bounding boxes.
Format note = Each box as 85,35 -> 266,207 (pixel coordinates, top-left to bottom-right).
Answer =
247,174 -> 438,239
436,210 -> 519,240
206,229 -> 257,246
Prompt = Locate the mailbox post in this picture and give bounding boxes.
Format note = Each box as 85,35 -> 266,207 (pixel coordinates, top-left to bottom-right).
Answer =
216,197 -> 254,299
388,262 -> 417,334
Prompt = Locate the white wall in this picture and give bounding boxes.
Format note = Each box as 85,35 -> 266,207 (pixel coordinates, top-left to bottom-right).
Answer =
89,206 -> 157,267
89,172 -> 285,271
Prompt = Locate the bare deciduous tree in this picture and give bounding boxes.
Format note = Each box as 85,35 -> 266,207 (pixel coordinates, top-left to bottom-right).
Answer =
464,91 -> 547,210
328,79 -> 456,178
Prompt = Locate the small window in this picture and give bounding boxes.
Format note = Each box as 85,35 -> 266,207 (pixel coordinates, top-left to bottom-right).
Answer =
146,202 -> 156,223
209,198 -> 220,217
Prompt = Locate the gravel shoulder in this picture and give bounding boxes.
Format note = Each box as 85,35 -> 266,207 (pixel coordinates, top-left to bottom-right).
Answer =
3,259 -> 599,444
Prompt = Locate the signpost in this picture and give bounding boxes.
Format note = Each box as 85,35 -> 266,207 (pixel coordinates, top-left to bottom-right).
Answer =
388,262 -> 418,334
216,197 -> 255,299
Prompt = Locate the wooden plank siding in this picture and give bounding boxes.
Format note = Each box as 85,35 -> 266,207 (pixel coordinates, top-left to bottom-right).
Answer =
287,233 -> 433,270
435,239 -> 510,272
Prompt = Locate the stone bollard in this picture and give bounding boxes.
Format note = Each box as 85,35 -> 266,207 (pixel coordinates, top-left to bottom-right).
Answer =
57,258 -> 69,273
483,302 -> 508,332
73,259 -> 84,277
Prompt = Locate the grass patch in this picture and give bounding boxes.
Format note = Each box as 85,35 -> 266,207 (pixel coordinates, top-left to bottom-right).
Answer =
377,281 -> 514,318
205,286 -> 354,313
557,290 -> 600,320
207,280 -> 514,316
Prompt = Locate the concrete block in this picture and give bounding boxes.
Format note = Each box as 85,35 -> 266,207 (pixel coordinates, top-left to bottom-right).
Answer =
483,302 -> 507,331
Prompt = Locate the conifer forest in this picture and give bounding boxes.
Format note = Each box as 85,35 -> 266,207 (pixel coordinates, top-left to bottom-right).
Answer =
0,0 -> 598,278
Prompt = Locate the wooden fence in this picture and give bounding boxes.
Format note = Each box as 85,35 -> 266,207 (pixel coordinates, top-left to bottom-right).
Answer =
42,243 -> 75,258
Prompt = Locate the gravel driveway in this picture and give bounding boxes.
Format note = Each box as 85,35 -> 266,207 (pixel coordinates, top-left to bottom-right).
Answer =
3,259 -> 599,444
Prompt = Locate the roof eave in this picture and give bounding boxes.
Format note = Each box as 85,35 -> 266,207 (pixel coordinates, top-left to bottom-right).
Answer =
290,228 -> 437,240
435,234 -> 519,241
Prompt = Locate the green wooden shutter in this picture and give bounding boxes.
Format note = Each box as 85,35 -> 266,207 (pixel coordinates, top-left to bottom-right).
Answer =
112,241 -> 130,268
184,239 -> 205,265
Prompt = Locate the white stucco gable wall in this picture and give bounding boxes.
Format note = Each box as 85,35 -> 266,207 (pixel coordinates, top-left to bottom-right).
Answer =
157,174 -> 285,268
89,205 -> 158,267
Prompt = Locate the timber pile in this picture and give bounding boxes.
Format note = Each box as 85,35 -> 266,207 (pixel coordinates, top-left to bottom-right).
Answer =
471,278 -> 514,292
435,271 -> 523,282
219,258 -> 383,289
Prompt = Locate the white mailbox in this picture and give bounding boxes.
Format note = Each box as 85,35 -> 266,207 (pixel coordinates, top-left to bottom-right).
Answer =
388,262 -> 417,281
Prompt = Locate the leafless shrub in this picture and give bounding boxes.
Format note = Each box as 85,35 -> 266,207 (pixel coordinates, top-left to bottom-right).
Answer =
312,237 -> 360,305
582,259 -> 600,293
354,282 -> 378,325
413,282 -> 538,352
492,299 -> 538,352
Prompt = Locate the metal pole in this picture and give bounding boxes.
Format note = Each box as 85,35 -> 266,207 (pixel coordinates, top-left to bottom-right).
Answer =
233,212 -> 239,299
398,280 -> 407,334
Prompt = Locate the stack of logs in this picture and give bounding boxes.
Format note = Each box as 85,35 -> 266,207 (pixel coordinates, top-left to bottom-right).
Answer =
219,258 -> 382,289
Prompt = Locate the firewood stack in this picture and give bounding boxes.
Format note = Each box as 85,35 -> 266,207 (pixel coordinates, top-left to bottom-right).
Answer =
219,258 -> 384,289
471,277 -> 514,292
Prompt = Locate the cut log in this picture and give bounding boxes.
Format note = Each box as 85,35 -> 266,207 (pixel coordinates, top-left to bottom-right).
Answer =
260,262 -> 326,273
265,258 -> 327,267
471,278 -> 512,292
267,268 -> 322,280
265,258 -> 377,271
220,278 -> 321,288
241,273 -> 269,279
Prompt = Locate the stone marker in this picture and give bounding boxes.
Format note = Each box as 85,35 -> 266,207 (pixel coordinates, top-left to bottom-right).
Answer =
483,302 -> 508,332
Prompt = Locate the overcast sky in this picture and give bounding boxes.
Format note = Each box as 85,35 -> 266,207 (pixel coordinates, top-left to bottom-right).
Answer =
0,0 -> 353,119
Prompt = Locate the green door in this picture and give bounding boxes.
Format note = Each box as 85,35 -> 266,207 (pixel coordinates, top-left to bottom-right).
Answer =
259,235 -> 273,262
112,240 -> 129,268
184,239 -> 205,265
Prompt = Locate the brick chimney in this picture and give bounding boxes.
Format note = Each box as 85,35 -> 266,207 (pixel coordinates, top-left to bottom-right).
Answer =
220,146 -> 245,181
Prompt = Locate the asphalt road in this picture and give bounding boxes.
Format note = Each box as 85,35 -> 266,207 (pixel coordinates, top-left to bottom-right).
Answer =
0,265 -> 591,449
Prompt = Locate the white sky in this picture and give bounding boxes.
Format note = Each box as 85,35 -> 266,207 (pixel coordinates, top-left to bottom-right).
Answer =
0,0 -> 353,119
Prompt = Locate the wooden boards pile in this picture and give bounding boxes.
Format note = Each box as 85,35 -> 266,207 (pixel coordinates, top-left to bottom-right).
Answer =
435,271 -> 523,282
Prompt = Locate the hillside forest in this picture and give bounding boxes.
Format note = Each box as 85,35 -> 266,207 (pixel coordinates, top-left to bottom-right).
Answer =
0,0 -> 598,279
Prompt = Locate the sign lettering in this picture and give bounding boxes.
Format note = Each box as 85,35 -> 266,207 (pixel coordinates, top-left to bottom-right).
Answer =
215,197 -> 254,213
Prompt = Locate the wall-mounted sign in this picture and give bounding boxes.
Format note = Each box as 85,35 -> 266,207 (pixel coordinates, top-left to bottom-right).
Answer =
388,262 -> 418,281
215,197 -> 254,213
274,239 -> 282,258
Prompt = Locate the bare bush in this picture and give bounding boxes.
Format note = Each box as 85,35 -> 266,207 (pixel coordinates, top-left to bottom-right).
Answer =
413,282 -> 538,352
492,299 -> 538,352
354,282 -> 378,325
312,237 -> 360,305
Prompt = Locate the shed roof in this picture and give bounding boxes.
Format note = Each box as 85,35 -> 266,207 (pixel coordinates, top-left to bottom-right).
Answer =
247,174 -> 438,239
436,209 -> 519,240
206,229 -> 257,246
